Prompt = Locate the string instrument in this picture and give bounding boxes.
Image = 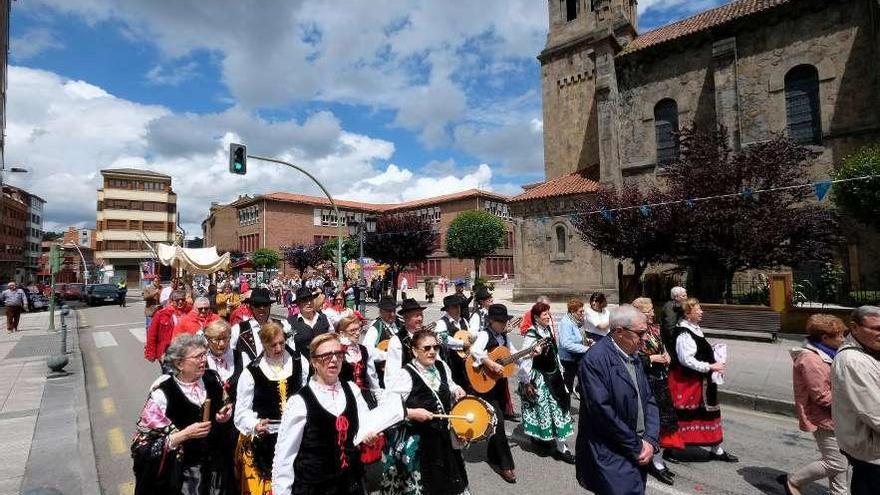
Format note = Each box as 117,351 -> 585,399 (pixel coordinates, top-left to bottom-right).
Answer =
465,337 -> 552,394
453,330 -> 472,358
377,322 -> 437,352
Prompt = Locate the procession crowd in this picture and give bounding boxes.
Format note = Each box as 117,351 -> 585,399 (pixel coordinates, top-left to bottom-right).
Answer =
129,273 -> 880,495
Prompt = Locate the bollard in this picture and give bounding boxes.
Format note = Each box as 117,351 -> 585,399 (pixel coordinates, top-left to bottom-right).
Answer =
47,305 -> 70,375
60,305 -> 70,354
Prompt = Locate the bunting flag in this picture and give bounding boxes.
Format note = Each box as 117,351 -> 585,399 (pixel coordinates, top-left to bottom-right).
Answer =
740,187 -> 754,200
639,204 -> 652,217
686,198 -> 695,209
600,209 -> 615,222
813,180 -> 832,201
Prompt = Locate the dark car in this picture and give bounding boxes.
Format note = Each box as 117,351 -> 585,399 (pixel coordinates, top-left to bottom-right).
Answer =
26,292 -> 50,311
87,284 -> 122,306
81,285 -> 96,302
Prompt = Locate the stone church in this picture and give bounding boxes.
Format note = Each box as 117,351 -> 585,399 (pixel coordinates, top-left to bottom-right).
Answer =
510,0 -> 880,302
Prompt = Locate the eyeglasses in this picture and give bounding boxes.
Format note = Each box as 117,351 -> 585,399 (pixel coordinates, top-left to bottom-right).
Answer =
416,344 -> 441,352
312,350 -> 346,363
622,327 -> 648,338
196,307 -> 210,312
186,352 -> 207,361
206,336 -> 230,344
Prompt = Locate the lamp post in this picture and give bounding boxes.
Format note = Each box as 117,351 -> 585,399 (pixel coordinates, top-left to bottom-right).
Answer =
63,242 -> 90,284
347,220 -> 366,264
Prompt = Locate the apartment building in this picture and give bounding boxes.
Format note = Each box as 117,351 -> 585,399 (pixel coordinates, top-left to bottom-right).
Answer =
95,168 -> 177,285
0,184 -> 27,282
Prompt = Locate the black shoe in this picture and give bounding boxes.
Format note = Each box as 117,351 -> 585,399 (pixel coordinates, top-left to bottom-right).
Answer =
709,450 -> 739,463
553,450 -> 576,465
662,450 -> 682,464
648,464 -> 675,485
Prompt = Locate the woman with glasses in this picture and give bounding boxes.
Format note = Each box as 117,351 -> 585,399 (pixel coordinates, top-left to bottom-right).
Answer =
381,330 -> 470,495
519,302 -> 575,464
145,290 -> 190,372
324,290 -> 353,328
173,297 -> 220,338
337,315 -> 381,409
272,332 -> 386,495
631,297 -> 682,485
234,322 -> 309,495
132,334 -> 234,494
204,319 -> 245,492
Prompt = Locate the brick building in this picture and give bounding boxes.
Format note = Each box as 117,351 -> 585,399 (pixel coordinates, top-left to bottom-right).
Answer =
0,184 -> 27,283
512,0 -> 880,301
203,189 -> 514,281
95,168 -> 177,285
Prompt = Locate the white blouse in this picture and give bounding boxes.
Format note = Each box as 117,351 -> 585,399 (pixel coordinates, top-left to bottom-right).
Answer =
206,347 -> 236,383
233,352 -> 310,435
675,320 -> 712,374
584,307 -> 610,337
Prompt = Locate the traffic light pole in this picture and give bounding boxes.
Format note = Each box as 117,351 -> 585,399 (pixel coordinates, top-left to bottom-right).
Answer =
246,154 -> 345,289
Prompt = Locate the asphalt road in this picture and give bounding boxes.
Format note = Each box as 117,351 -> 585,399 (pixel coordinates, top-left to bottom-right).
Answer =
78,300 -> 830,495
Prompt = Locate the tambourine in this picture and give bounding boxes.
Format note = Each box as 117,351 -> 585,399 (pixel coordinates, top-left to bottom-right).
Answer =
442,395 -> 497,443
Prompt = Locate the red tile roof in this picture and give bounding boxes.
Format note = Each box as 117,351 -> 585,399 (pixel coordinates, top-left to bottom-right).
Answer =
258,188 -> 510,212
510,169 -> 600,203
385,189 -> 510,212
262,192 -> 381,211
621,0 -> 793,55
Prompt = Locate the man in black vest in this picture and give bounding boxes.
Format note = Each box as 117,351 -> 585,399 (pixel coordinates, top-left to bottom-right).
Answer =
364,296 -> 402,387
231,288 -> 292,364
288,286 -> 331,358
437,294 -> 471,389
385,298 -> 427,383
468,286 -> 493,335
454,279 -> 473,321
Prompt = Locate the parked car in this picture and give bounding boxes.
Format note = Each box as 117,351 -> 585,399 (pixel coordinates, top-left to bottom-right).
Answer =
26,292 -> 50,311
64,283 -> 84,300
86,284 -> 122,306
81,285 -> 95,302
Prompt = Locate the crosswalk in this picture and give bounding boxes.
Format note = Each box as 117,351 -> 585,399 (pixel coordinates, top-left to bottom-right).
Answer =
91,327 -> 146,348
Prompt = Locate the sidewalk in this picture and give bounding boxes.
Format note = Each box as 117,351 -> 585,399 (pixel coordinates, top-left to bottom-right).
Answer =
0,309 -> 99,495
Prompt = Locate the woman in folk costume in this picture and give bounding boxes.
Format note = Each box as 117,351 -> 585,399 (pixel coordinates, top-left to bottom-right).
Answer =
631,297 -> 682,486
519,302 -> 576,464
667,298 -> 738,463
337,314 -> 382,409
381,330 -> 470,495
233,321 -> 309,495
131,334 -> 234,495
272,333 -> 389,495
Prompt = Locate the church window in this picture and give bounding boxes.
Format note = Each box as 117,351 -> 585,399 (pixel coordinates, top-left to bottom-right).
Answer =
654,99 -> 679,165
785,65 -> 822,145
564,0 -> 578,21
555,225 -> 567,254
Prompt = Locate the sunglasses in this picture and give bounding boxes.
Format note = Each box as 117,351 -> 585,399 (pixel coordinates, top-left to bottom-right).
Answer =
415,344 -> 441,352
196,307 -> 210,312
312,350 -> 346,363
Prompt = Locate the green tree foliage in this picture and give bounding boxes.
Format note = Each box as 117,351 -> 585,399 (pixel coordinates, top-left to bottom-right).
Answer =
445,210 -> 505,282
364,213 -> 438,299
319,236 -> 359,263
251,248 -> 280,269
832,145 -> 880,229
281,244 -> 323,277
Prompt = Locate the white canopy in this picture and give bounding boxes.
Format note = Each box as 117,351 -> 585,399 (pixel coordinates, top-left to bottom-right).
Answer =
156,244 -> 230,274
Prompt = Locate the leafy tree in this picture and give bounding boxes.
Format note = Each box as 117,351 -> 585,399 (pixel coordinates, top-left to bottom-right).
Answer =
445,210 -> 505,282
665,128 -> 839,301
319,236 -> 359,263
281,244 -> 323,277
573,184 -> 676,302
42,231 -> 63,241
363,213 -> 438,299
832,145 -> 880,229
251,248 -> 280,269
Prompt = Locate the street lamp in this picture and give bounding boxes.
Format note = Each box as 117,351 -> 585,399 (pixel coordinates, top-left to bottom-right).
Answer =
347,219 -> 365,264
63,242 -> 90,284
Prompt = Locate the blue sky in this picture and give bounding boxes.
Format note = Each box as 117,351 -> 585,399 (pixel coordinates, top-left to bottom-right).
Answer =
5,0 -> 725,235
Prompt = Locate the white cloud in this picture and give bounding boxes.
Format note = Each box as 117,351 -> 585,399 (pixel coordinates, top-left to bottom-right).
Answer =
10,27 -> 63,59
341,164 -> 495,205
146,61 -> 200,86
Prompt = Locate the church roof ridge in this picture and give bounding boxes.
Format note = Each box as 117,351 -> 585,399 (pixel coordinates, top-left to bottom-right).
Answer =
510,168 -> 600,203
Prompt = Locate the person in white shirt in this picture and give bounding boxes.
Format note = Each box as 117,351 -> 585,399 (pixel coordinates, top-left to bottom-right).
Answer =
364,296 -> 402,387
234,322 -> 309,494
399,276 -> 409,299
337,314 -> 382,408
468,286 -> 494,335
202,320 -> 243,488
435,294 -> 471,389
230,288 -> 293,365
158,277 -> 180,307
272,333 -> 390,495
584,292 -> 611,340
384,298 -> 427,382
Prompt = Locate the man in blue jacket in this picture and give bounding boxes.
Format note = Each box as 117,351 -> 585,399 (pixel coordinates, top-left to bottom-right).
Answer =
576,304 -> 660,495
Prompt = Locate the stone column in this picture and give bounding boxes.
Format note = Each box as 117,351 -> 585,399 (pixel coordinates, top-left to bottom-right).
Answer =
595,43 -> 621,185
712,37 -> 741,151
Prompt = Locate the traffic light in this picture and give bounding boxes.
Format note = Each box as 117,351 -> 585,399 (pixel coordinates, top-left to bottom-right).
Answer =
229,143 -> 247,175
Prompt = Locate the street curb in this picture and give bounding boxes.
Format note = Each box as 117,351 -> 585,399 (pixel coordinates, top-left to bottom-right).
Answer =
719,389 -> 795,418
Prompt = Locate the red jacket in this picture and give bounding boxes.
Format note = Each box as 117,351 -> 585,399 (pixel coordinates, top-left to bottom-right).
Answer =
791,341 -> 835,432
229,304 -> 253,327
145,304 -> 190,361
172,309 -> 220,339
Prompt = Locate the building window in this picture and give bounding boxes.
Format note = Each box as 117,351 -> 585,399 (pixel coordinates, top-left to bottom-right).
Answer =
106,219 -> 128,230
239,205 -> 260,226
564,0 -> 577,21
556,225 -> 567,254
785,65 -> 822,145
484,200 -> 511,220
654,98 -> 679,165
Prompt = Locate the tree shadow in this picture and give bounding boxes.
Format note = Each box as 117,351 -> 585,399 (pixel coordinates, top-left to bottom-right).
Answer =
737,466 -> 827,495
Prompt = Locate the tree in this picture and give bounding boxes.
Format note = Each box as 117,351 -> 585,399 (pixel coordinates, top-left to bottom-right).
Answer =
281,244 -> 323,277
363,213 -> 438,299
664,127 -> 839,301
573,183 -> 677,302
445,210 -> 505,282
42,231 -> 63,241
251,248 -> 280,269
319,236 -> 359,263
832,145 -> 880,229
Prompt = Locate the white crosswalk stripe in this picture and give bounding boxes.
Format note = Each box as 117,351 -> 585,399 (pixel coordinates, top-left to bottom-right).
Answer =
92,331 -> 118,348
128,327 -> 146,343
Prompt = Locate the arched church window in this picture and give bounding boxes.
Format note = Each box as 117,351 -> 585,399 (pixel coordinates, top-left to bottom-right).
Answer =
785,65 -> 822,145
654,98 -> 679,165
555,224 -> 567,254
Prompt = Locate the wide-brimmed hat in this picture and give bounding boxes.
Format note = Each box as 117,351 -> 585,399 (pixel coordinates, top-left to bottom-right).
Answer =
487,303 -> 513,322
398,298 -> 427,315
454,279 -> 465,287
250,288 -> 273,306
474,286 -> 493,301
295,286 -> 318,302
377,296 -> 397,311
441,294 -> 465,311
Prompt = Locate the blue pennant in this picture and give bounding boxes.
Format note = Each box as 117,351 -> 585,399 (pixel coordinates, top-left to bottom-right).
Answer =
640,204 -> 652,217
686,198 -> 695,209
600,209 -> 615,222
740,187 -> 754,200
813,180 -> 832,201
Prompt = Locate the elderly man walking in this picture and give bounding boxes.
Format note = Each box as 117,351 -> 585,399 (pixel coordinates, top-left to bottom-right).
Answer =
1,282 -> 29,333
576,305 -> 660,495
831,305 -> 880,495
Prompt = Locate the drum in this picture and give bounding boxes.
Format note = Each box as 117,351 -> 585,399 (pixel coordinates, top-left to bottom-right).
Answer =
449,395 -> 497,443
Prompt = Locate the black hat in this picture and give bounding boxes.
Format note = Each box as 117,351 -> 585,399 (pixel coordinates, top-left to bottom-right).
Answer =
295,286 -> 318,302
250,288 -> 273,306
441,294 -> 465,311
487,304 -> 513,322
397,298 -> 427,315
474,286 -> 493,301
377,296 -> 397,311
